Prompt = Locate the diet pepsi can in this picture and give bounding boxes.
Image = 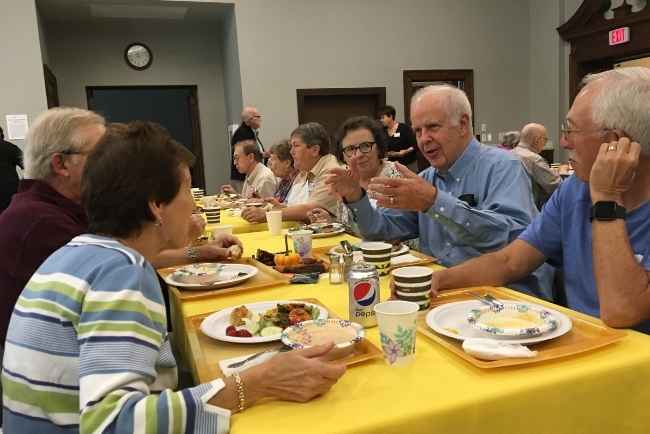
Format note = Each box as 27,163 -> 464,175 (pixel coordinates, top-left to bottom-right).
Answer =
348,262 -> 380,328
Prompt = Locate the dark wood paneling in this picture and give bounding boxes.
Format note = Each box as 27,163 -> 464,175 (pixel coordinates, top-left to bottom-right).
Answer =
558,0 -> 650,101
296,87 -> 386,144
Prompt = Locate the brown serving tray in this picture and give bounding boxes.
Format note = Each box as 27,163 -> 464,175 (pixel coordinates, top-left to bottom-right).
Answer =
416,286 -> 627,369
312,244 -> 437,270
185,298 -> 383,383
158,257 -> 290,301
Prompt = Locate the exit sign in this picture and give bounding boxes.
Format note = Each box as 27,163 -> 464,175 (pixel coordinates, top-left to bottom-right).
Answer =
609,27 -> 630,46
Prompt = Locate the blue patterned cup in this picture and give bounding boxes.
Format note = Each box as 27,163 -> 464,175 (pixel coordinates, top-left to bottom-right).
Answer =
373,300 -> 419,366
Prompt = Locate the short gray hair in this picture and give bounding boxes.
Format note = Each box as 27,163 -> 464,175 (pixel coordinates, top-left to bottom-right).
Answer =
291,122 -> 331,156
24,107 -> 105,179
581,67 -> 650,155
501,131 -> 520,149
411,84 -> 474,136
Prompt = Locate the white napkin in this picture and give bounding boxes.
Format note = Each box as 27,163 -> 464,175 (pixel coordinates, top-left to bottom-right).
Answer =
462,338 -> 538,360
390,254 -> 421,266
216,270 -> 240,281
218,350 -> 278,377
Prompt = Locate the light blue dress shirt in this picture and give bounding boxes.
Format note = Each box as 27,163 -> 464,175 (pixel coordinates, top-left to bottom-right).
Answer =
346,139 -> 554,299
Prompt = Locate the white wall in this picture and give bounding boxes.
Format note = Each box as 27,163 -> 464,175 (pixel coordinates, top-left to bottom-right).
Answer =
221,7 -> 243,126
231,0 -> 532,147
528,0 -> 562,160
0,0 -> 48,150
46,19 -> 230,192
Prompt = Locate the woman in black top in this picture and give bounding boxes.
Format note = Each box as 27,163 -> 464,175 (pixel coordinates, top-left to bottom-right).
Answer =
378,105 -> 419,171
0,126 -> 23,212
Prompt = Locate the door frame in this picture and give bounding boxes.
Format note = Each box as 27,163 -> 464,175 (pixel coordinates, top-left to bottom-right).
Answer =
86,85 -> 205,189
296,87 -> 387,124
402,69 -> 475,126
558,0 -> 650,102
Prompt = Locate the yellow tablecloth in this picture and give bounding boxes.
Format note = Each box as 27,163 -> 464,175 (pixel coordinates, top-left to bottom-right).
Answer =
206,211 -> 297,235
170,232 -> 650,434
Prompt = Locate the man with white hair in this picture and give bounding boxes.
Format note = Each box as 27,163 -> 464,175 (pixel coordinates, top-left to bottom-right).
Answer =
326,84 -> 552,298
0,108 -> 241,346
513,122 -> 561,208
230,106 -> 265,181
429,67 -> 650,332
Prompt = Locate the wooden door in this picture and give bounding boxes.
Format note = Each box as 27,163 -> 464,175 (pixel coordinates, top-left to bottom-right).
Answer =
297,87 -> 386,145
403,69 -> 474,170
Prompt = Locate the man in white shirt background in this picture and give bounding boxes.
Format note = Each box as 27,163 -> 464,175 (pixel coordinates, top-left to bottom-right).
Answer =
221,139 -> 276,198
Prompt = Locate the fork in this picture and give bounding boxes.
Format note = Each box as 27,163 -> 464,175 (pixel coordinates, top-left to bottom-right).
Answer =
471,293 -> 504,312
226,346 -> 292,369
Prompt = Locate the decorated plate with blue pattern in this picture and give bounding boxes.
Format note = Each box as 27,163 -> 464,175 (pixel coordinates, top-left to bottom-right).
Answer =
467,302 -> 558,337
281,319 -> 364,349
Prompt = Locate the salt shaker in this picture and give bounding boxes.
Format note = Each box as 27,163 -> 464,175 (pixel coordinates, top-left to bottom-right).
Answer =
328,253 -> 343,284
342,252 -> 354,282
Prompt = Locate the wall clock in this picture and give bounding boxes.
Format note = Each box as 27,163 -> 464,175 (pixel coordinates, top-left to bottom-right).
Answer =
125,43 -> 153,70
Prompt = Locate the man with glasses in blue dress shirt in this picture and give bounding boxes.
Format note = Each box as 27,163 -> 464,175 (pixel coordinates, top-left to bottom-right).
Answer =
326,84 -> 553,299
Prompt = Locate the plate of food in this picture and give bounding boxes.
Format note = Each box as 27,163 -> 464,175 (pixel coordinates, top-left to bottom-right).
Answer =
467,303 -> 558,337
425,300 -> 572,345
164,260 -> 256,290
200,301 -> 328,343
290,223 -> 346,238
329,241 -> 409,257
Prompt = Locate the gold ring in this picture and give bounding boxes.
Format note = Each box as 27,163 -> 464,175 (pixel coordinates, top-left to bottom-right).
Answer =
607,144 -> 617,152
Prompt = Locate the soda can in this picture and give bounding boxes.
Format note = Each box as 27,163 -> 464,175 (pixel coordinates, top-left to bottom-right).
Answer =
348,262 -> 380,328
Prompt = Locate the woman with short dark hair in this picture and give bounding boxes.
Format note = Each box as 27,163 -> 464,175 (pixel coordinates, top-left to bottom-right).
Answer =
308,116 -> 402,229
2,121 -> 345,433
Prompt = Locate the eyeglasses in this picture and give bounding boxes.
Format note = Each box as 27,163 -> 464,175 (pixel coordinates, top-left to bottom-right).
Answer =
341,141 -> 375,157
560,120 -> 609,138
59,149 -> 90,157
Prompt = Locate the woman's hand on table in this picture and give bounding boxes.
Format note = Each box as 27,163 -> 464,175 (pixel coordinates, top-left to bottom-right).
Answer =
306,207 -> 332,224
243,343 -> 346,403
195,234 -> 243,261
241,206 -> 267,223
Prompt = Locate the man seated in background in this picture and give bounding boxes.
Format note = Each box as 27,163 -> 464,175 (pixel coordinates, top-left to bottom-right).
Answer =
221,139 -> 277,198
430,67 -> 650,332
513,122 -> 561,208
326,84 -> 552,299
242,122 -> 340,223
0,108 -> 242,348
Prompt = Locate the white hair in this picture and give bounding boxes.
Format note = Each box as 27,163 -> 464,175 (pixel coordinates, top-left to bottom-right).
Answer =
24,107 -> 105,179
411,84 -> 474,136
582,66 -> 650,155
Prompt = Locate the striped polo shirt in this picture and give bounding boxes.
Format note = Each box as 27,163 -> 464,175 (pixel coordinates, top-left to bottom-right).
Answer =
2,234 -> 230,433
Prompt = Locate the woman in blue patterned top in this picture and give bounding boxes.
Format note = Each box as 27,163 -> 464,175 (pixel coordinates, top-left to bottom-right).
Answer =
1,121 -> 345,434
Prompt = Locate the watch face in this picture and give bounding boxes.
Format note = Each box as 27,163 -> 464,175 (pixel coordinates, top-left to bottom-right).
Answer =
125,43 -> 152,70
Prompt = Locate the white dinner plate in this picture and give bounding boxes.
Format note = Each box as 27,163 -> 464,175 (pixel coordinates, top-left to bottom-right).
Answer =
425,300 -> 572,345
329,243 -> 409,257
289,223 -> 346,238
164,263 -> 258,290
200,300 -> 329,343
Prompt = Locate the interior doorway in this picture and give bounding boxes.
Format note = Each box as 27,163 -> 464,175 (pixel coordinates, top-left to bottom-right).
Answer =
86,85 -> 205,189
296,87 -> 386,146
403,69 -> 475,171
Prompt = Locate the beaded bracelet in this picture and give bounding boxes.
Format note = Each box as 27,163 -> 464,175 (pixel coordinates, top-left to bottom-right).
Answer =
233,372 -> 246,412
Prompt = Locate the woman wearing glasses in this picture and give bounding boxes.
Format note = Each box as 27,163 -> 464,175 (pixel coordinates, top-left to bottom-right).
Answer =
307,116 -> 402,228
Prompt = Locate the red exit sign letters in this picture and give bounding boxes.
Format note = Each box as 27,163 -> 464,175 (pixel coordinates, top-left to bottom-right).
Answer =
609,27 -> 630,46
